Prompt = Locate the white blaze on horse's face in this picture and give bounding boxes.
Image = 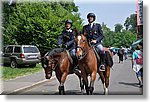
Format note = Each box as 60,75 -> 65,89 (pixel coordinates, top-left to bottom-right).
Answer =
77,35 -> 82,52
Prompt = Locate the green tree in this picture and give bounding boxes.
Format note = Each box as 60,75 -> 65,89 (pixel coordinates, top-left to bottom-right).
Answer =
124,13 -> 137,34
102,23 -> 136,48
2,1 -> 83,54
102,23 -> 114,47
114,23 -> 123,33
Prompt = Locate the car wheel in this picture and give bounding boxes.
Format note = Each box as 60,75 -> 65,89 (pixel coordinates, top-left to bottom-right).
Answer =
10,60 -> 17,68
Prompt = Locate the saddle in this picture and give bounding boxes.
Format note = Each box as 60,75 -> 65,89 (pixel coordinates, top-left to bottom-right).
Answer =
92,46 -> 102,65
66,50 -> 79,72
93,46 -> 113,67
66,50 -> 73,65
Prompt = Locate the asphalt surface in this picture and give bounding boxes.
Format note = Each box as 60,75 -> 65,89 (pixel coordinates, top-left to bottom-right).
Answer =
1,55 -> 143,95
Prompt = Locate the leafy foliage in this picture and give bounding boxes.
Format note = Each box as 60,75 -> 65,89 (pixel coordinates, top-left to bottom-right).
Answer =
2,1 -> 83,54
124,13 -> 137,34
102,23 -> 136,48
2,1 -> 137,54
114,23 -> 123,33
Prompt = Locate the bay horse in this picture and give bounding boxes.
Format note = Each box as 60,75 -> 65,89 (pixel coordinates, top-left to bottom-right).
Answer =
41,48 -> 82,95
75,33 -> 113,95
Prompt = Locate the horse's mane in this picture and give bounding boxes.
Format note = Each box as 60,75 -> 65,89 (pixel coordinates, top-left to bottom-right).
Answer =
48,48 -> 65,58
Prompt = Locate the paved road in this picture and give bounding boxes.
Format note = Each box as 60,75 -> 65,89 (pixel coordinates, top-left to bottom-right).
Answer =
2,55 -> 143,95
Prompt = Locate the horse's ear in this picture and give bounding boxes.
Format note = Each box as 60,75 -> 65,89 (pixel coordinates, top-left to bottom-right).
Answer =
79,31 -> 82,35
82,27 -> 86,36
74,29 -> 80,37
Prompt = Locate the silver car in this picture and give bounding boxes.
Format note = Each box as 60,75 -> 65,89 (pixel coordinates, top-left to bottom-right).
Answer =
1,45 -> 41,68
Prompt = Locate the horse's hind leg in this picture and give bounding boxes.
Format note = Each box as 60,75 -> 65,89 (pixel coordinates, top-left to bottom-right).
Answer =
104,66 -> 110,95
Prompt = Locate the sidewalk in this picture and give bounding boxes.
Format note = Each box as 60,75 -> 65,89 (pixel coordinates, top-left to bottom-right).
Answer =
1,70 -> 55,94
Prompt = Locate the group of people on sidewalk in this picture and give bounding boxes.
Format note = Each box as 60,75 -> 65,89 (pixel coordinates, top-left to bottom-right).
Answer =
117,44 -> 143,88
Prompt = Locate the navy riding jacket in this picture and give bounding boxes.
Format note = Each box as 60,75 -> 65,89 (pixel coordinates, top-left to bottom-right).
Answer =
58,29 -> 76,49
82,23 -> 104,44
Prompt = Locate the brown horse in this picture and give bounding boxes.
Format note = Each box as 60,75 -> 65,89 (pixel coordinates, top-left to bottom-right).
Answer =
75,33 -> 113,95
41,48 -> 82,95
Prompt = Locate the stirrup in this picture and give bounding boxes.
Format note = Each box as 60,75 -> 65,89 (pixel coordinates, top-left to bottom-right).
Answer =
99,64 -> 105,71
73,65 -> 80,72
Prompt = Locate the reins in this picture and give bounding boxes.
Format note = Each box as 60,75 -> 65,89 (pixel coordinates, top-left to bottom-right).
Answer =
77,42 -> 95,61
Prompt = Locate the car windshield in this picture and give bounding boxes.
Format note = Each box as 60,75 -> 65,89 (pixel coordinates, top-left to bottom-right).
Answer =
23,47 -> 39,53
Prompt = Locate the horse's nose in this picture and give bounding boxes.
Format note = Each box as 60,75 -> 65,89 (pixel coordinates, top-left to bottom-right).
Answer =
77,55 -> 82,59
77,48 -> 80,52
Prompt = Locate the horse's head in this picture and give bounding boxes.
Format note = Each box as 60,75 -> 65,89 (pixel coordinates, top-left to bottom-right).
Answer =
41,53 -> 55,79
75,32 -> 88,59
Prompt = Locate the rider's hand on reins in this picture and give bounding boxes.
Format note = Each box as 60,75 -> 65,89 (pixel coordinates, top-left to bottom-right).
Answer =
91,40 -> 97,44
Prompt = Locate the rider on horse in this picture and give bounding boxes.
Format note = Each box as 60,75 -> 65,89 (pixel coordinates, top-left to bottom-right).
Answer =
58,20 -> 78,71
82,13 -> 105,71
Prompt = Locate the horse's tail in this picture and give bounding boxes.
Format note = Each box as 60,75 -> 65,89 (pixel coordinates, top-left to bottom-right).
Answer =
105,51 -> 113,67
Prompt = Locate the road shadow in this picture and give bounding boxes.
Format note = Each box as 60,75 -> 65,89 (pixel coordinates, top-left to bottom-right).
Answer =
46,90 -> 104,95
118,81 -> 141,88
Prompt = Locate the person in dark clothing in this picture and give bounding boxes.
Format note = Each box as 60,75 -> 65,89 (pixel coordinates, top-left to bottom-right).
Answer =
58,20 -> 78,70
82,13 -> 105,71
118,46 -> 124,63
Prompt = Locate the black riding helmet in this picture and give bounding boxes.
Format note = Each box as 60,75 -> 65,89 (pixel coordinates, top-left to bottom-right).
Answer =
65,20 -> 73,26
87,13 -> 96,21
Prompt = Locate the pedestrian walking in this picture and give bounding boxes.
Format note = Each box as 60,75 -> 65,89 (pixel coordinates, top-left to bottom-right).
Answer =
132,45 -> 143,88
124,47 -> 128,60
118,46 -> 124,63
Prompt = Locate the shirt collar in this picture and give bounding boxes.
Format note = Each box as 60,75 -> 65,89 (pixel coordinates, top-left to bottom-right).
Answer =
66,29 -> 72,32
89,22 -> 95,27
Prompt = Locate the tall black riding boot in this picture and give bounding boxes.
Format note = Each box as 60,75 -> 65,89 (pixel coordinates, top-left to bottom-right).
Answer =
72,55 -> 78,71
99,53 -> 105,71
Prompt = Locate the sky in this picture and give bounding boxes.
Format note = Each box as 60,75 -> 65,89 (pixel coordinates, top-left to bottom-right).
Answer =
74,0 -> 136,31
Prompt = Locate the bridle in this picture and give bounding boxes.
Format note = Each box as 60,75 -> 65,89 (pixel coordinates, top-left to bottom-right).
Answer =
44,57 -> 58,75
76,35 -> 93,61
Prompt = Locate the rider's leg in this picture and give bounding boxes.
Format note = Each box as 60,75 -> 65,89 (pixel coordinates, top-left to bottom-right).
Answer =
71,49 -> 78,69
97,44 -> 105,71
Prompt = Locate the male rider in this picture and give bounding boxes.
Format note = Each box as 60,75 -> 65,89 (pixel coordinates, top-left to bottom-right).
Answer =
82,13 -> 105,71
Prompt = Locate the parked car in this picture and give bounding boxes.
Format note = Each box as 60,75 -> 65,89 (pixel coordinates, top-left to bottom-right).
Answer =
1,45 -> 41,68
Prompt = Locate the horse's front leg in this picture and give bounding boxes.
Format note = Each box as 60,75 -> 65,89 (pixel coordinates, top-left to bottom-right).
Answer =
80,70 -> 89,94
76,73 -> 85,94
74,69 -> 85,93
58,72 -> 68,95
89,71 -> 97,95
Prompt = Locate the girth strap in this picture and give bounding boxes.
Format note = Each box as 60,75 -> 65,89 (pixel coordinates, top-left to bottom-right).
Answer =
66,50 -> 73,64
92,46 -> 100,62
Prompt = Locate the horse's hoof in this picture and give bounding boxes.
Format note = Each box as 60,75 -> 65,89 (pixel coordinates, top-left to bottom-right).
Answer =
58,86 -> 65,95
81,89 -> 84,95
104,88 -> 109,95
59,90 -> 65,95
89,87 -> 94,95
